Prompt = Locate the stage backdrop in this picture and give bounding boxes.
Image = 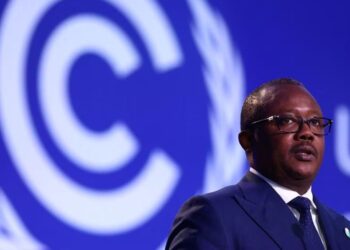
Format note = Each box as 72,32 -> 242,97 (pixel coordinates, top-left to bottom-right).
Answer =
0,0 -> 349,249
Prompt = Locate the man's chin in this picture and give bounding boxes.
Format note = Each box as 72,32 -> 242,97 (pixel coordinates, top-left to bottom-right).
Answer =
286,163 -> 319,181
291,166 -> 317,182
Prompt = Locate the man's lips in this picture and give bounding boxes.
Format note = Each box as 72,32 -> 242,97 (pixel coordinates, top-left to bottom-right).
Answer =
291,144 -> 317,161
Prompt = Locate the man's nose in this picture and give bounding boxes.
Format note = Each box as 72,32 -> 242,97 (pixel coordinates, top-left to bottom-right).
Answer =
296,121 -> 314,141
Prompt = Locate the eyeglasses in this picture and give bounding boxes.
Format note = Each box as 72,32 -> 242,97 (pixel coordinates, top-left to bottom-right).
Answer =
247,115 -> 333,135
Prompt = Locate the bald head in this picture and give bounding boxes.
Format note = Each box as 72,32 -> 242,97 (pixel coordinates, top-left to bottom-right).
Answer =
240,78 -> 305,130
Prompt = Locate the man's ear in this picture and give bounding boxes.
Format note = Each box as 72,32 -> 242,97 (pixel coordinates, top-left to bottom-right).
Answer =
238,130 -> 252,152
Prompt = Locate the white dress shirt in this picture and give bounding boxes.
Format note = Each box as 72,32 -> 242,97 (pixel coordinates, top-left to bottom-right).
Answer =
249,167 -> 327,249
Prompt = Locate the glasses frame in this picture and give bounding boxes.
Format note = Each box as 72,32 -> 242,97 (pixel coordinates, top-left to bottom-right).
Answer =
247,115 -> 333,136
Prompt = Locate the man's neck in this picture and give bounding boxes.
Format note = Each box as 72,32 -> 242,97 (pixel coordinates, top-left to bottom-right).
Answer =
250,167 -> 312,195
249,167 -> 315,205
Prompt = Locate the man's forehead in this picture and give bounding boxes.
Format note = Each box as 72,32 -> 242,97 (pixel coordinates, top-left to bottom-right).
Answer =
258,84 -> 322,114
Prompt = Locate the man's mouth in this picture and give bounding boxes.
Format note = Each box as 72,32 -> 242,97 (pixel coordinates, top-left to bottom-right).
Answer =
292,145 -> 317,162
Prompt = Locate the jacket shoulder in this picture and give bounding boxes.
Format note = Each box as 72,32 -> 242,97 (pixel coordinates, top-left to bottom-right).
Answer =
165,185 -> 242,250
202,184 -> 241,203
319,203 -> 350,226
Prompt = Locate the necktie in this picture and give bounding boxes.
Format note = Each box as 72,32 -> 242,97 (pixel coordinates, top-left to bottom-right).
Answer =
288,196 -> 324,250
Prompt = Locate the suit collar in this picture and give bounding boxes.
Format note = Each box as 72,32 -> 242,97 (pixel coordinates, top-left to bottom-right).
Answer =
235,172 -> 305,249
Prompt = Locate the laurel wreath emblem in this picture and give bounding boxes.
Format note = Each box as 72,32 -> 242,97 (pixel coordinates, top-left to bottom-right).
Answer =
188,0 -> 246,193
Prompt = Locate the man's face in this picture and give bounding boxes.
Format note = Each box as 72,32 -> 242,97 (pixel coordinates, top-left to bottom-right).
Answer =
252,85 -> 325,191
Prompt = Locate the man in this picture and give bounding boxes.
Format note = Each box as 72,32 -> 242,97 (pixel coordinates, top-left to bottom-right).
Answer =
166,78 -> 350,249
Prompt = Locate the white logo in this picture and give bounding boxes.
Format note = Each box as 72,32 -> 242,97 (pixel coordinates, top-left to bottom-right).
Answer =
0,0 -> 182,234
0,0 -> 245,248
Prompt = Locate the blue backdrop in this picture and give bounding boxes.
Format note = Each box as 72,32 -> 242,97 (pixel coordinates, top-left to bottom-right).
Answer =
0,1 -> 349,249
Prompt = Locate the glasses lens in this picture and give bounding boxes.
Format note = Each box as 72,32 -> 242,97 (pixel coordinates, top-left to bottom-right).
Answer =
309,118 -> 331,135
275,116 -> 299,132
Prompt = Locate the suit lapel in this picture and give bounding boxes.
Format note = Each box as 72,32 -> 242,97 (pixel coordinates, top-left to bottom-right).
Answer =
314,198 -> 339,250
234,172 -> 305,249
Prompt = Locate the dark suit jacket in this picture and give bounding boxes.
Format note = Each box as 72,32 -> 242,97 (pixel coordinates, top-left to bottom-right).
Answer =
166,172 -> 350,249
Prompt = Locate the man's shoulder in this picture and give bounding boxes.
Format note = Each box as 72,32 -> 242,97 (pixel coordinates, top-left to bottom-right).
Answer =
174,184 -> 242,220
179,184 -> 238,209
183,171 -> 272,211
166,185 -> 243,250
173,171 -> 273,227
314,198 -> 350,237
203,184 -> 241,201
318,201 -> 350,224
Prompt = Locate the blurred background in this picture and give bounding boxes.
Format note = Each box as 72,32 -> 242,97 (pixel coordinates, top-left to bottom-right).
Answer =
0,0 -> 349,249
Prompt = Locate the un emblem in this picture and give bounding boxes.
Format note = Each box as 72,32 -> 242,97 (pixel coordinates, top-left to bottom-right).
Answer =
0,0 -> 245,249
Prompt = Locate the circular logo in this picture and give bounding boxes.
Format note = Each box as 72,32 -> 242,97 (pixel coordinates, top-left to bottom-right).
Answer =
0,0 -> 245,249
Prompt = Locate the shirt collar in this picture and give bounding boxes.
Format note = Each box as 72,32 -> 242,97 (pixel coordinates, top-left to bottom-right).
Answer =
249,167 -> 317,209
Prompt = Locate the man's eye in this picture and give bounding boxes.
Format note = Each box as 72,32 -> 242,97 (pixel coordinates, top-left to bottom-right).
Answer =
309,118 -> 321,127
277,117 -> 295,125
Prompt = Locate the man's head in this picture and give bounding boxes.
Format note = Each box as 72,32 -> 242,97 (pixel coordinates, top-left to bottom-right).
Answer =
238,78 -> 330,194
